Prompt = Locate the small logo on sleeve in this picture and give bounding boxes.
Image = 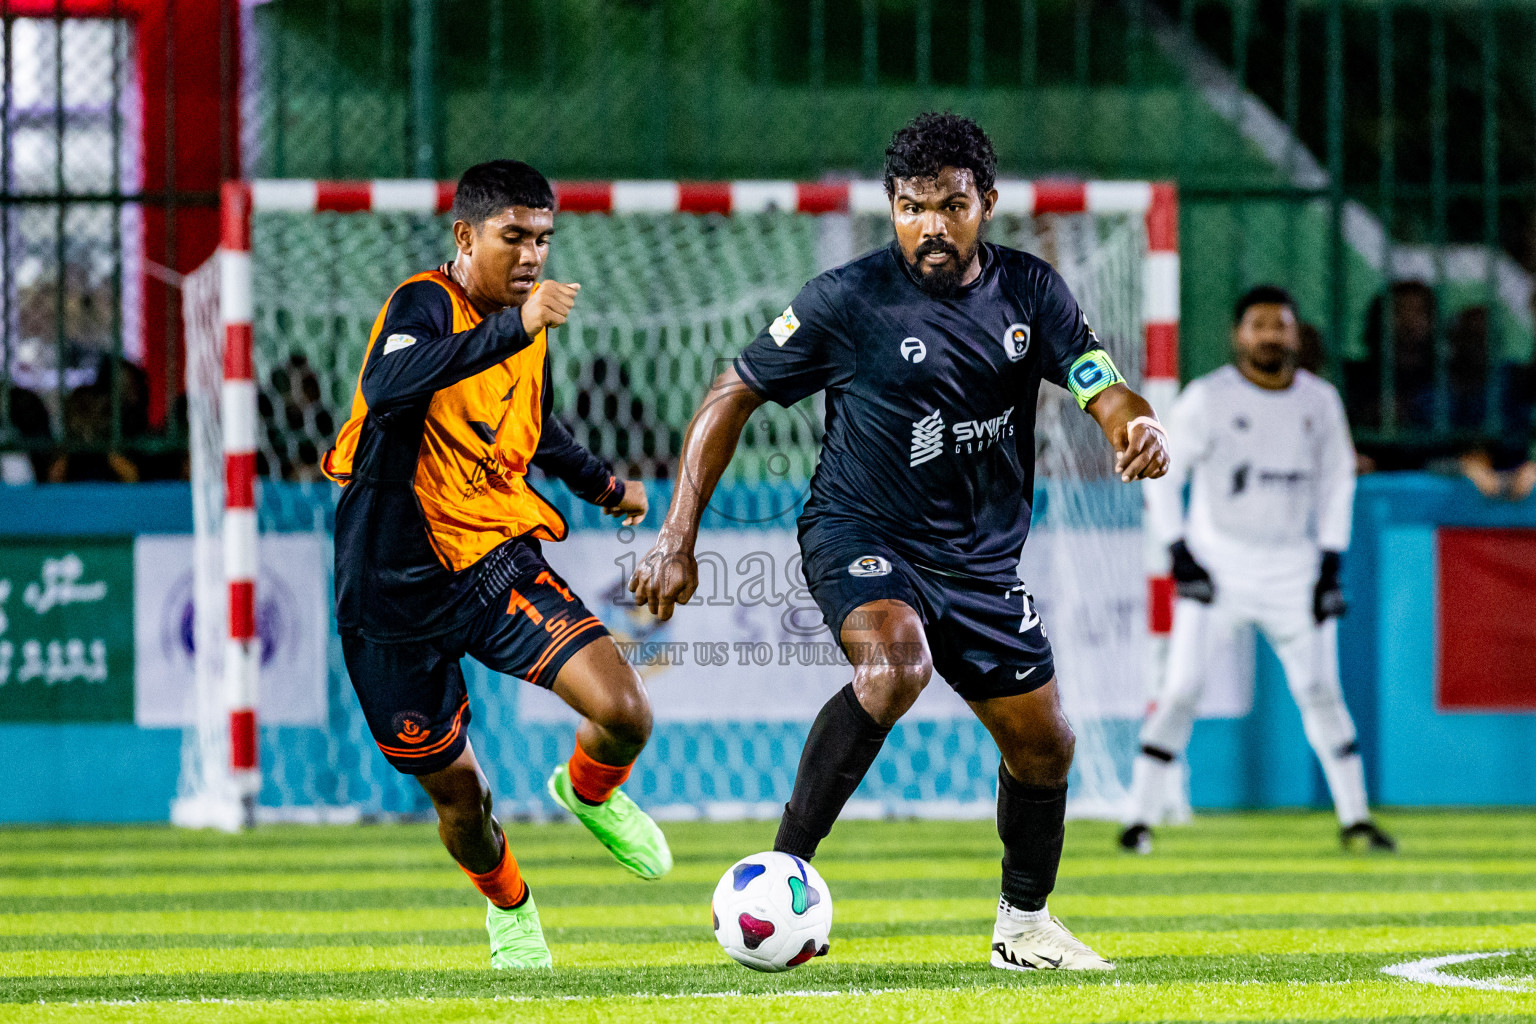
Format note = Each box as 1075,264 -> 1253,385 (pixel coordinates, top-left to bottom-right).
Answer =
769,306 -> 800,347
383,333 -> 417,356
848,555 -> 893,577
1000,322 -> 1031,362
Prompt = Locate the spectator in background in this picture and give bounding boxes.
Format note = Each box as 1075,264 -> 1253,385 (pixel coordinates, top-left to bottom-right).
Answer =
1345,284 -> 1535,497
45,356 -> 146,483
2,386 -> 51,484
1442,305 -> 1536,500
1345,282 -> 1438,471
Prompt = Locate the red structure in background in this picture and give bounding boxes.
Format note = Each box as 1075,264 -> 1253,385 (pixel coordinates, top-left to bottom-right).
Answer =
1438,528 -> 1536,711
9,0 -> 241,427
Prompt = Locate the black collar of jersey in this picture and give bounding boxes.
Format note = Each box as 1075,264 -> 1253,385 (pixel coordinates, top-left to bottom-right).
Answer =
888,240 -> 997,298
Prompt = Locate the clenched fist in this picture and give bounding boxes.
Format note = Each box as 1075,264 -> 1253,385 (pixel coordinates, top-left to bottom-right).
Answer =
521,280 -> 581,335
605,479 -> 649,528
1114,417 -> 1170,482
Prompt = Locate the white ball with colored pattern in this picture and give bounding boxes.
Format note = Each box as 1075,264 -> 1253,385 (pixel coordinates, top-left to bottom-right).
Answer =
711,851 -> 834,971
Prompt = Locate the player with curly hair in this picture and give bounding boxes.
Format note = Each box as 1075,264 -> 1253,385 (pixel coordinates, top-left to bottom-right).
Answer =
632,112 -> 1170,970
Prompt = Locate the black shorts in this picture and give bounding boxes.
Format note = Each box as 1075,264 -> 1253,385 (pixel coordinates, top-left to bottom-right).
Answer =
799,522 -> 1055,702
340,541 -> 609,775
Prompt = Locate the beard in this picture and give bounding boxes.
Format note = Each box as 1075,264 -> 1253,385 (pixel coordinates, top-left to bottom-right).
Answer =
906,237 -> 976,298
1248,344 -> 1293,374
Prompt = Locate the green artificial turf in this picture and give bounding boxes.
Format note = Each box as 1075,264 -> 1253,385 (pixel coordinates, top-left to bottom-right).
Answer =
2,812 -> 1534,1021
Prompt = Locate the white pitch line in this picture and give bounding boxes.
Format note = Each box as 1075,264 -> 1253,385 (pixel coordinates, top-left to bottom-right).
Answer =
1381,950 -> 1533,993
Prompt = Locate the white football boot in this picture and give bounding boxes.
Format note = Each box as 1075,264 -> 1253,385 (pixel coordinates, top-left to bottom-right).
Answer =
989,898 -> 1114,971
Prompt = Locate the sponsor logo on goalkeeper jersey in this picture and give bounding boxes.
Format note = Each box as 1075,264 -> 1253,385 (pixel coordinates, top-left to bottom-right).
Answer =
768,306 -> 800,347
1232,462 -> 1310,495
382,333 -> 417,355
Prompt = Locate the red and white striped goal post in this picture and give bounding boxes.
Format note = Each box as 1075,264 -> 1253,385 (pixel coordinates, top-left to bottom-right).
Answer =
215,179 -> 1181,777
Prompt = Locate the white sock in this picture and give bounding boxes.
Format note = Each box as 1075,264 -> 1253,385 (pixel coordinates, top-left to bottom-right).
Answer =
1126,753 -> 1173,826
1322,749 -> 1370,827
999,896 -> 1049,923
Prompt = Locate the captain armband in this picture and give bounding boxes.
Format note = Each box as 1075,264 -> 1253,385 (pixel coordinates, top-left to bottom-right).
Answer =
1065,349 -> 1125,409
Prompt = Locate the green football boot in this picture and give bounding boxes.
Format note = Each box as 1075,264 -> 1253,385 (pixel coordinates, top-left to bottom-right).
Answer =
547,764 -> 673,880
486,892 -> 553,970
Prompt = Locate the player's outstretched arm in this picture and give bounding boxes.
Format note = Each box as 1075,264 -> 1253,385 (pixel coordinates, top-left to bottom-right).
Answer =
1084,382 -> 1170,482
629,366 -> 766,620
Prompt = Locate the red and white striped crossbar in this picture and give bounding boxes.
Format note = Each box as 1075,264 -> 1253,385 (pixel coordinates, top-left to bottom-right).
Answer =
219,182 -> 260,809
240,176 -> 1170,219
218,177 -> 1180,645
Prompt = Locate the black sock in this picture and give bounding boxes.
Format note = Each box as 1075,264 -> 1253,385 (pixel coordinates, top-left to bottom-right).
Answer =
774,683 -> 891,859
996,763 -> 1067,912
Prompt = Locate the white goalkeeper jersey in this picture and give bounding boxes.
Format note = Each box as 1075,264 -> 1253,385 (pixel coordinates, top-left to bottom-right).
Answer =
1146,365 -> 1356,583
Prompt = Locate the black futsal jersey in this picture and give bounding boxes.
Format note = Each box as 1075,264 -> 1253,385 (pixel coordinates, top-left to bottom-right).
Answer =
734,241 -> 1123,583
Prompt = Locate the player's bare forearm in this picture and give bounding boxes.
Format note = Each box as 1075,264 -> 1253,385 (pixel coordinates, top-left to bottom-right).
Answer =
661,366 -> 764,543
1085,382 -> 1170,482
629,366 -> 766,619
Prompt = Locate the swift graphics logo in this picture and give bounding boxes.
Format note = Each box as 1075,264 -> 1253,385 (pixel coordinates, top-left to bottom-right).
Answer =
1233,463 -> 1309,496
900,337 -> 927,363
952,405 -> 1016,454
910,406 -> 1017,464
1231,463 -> 1250,496
909,409 -> 945,466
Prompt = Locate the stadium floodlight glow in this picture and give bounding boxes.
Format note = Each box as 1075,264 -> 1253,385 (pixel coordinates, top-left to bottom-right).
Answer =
179,178 -> 1181,827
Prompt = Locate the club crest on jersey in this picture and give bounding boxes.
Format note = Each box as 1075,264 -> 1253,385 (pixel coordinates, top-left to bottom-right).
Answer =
1000,322 -> 1030,362
391,711 -> 432,745
769,306 -> 800,347
900,336 -> 927,363
848,555 -> 893,578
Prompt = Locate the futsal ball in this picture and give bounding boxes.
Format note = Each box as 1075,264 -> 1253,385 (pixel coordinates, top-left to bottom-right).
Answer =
711,851 -> 833,971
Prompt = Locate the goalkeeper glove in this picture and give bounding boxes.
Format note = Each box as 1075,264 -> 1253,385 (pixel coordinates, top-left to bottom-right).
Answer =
1169,540 -> 1215,604
1314,550 -> 1346,624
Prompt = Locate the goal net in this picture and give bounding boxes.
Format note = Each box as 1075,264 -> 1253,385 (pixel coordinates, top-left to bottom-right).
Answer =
179,179 -> 1179,827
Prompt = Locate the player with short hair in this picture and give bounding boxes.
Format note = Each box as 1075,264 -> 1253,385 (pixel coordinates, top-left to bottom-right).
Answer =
631,112 -> 1170,971
323,159 -> 672,970
1120,285 -> 1395,854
